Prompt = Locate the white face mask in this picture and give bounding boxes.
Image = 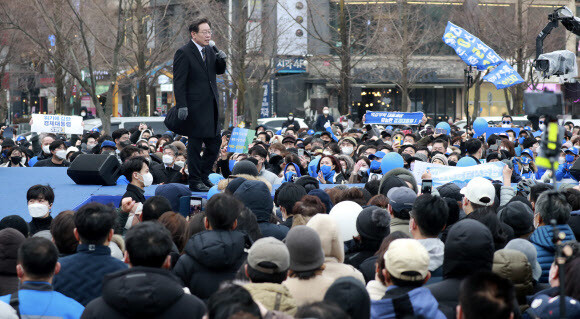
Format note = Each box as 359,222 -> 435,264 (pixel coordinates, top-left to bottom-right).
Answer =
42,145 -> 51,154
81,112 -> 86,117
341,146 -> 353,155
21,157 -> 26,166
502,124 -> 511,128
539,124 -> 546,131
162,154 -> 174,165
55,150 -> 67,160
323,150 -> 332,156
174,160 -> 185,168
139,172 -> 153,187
427,145 -> 433,152
28,203 -> 49,218
87,143 -> 97,150
558,156 -> 565,164
323,110 -> 329,115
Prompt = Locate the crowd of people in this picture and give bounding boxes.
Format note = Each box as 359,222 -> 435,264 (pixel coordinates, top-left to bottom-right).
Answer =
0,111 -> 579,318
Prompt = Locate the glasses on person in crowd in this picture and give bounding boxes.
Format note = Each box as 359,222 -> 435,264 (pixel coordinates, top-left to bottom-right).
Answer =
198,30 -> 212,35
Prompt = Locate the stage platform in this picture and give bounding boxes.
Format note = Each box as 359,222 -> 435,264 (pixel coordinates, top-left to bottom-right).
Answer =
0,167 -> 360,222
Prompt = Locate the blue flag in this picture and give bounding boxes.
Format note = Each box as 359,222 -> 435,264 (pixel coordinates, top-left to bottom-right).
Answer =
442,22 -> 503,71
483,61 -> 525,89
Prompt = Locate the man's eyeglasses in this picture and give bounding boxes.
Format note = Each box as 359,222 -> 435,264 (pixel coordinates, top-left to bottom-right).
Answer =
502,121 -> 511,124
198,30 -> 212,35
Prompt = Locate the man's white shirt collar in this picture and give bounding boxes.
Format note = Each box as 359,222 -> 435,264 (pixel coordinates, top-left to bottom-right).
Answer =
191,39 -> 204,57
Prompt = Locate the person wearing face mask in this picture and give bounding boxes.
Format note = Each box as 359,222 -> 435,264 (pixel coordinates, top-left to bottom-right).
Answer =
99,140 -> 118,156
316,155 -> 345,184
150,144 -> 182,184
121,157 -> 151,204
33,140 -> 70,167
314,106 -> 335,132
368,151 -> 386,181
538,116 -> 546,132
112,128 -> 132,164
555,147 -> 579,182
519,149 -> 537,180
338,137 -> 357,157
282,162 -> 302,182
81,135 -> 99,154
28,133 -> 56,167
26,184 -> 55,235
501,115 -> 513,128
282,112 -> 300,129
0,147 -> 26,167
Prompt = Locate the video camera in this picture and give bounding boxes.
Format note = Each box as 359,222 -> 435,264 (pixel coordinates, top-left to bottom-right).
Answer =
535,6 -> 580,80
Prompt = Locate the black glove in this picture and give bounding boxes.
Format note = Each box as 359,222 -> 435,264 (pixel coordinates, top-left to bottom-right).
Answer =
217,50 -> 227,59
178,107 -> 188,120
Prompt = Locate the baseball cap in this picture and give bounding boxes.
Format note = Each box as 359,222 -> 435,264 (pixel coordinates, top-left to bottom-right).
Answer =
384,239 -> 429,281
282,136 -> 296,144
565,146 -> 578,156
460,176 -> 495,206
247,237 -> 290,274
386,187 -> 416,211
101,140 -> 116,149
521,148 -> 534,159
368,151 -> 386,160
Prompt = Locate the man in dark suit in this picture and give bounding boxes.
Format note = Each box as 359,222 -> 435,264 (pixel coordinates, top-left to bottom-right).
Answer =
173,18 -> 226,192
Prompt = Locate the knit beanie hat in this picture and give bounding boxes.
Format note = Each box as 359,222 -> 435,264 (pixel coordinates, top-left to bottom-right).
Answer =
232,160 -> 259,176
0,215 -> 29,238
285,225 -> 325,272
356,206 -> 391,242
431,153 -> 449,166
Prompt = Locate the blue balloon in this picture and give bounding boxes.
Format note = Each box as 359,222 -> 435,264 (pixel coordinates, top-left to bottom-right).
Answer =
208,173 -> 225,185
380,152 -> 404,174
436,122 -> 451,135
472,118 -> 489,136
386,125 -> 394,130
207,185 -> 221,200
456,156 -> 478,167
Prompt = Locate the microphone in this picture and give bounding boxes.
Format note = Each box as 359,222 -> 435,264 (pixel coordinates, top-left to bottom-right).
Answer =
209,40 -> 219,53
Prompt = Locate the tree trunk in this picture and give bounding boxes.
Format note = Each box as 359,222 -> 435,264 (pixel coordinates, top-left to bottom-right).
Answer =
472,72 -> 482,118
338,0 -> 350,115
246,82 -> 264,128
102,0 -> 125,134
503,88 -> 512,115
54,0 -> 65,114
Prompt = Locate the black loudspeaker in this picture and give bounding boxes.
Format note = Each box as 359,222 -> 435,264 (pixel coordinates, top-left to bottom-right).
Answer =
67,154 -> 121,186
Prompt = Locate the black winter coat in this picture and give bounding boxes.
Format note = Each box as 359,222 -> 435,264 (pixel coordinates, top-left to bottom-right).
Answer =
426,219 -> 495,319
173,230 -> 247,301
81,267 -> 206,319
173,41 -> 226,138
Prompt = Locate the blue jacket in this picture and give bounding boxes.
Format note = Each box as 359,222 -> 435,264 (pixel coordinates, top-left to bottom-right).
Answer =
535,167 -> 546,180
555,162 -> 578,181
529,224 -> 576,283
52,244 -> 127,306
0,281 -> 84,318
370,286 -> 446,319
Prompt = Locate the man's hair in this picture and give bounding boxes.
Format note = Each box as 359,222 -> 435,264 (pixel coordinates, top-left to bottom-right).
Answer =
17,237 -> 59,279
257,131 -> 271,142
502,114 -> 513,122
207,284 -> 261,319
249,145 -> 268,159
205,193 -> 242,230
563,188 -> 580,211
295,301 -> 349,319
276,183 -> 307,215
26,184 -> 55,204
459,271 -> 515,319
50,211 -> 78,255
247,263 -> 288,284
112,128 -> 129,141
121,156 -> 149,181
189,18 -> 211,33
163,144 -> 179,156
125,221 -> 173,268
49,139 -> 66,152
74,202 -> 116,245
466,138 -> 483,155
142,196 -> 173,221
535,190 -> 572,225
411,194 -> 449,237
120,145 -> 141,163
529,183 -> 553,204
432,139 -> 449,150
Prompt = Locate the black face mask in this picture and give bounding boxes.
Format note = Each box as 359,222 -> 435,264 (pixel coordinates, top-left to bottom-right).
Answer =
10,156 -> 22,164
120,140 -> 132,148
448,160 -> 457,166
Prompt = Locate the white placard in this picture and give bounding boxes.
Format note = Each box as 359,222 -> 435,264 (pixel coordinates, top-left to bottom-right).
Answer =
31,114 -> 83,135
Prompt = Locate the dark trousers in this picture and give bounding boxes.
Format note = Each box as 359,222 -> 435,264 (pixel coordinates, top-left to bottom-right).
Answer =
187,135 -> 220,185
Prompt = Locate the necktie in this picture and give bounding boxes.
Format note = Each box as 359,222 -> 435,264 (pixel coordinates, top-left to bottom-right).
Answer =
201,47 -> 206,63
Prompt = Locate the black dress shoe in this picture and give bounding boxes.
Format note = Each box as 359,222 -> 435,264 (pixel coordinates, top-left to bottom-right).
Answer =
189,181 -> 210,192
201,177 -> 214,188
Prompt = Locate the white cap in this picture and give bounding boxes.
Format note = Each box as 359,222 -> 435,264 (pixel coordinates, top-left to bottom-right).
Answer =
66,146 -> 79,154
460,177 -> 495,206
